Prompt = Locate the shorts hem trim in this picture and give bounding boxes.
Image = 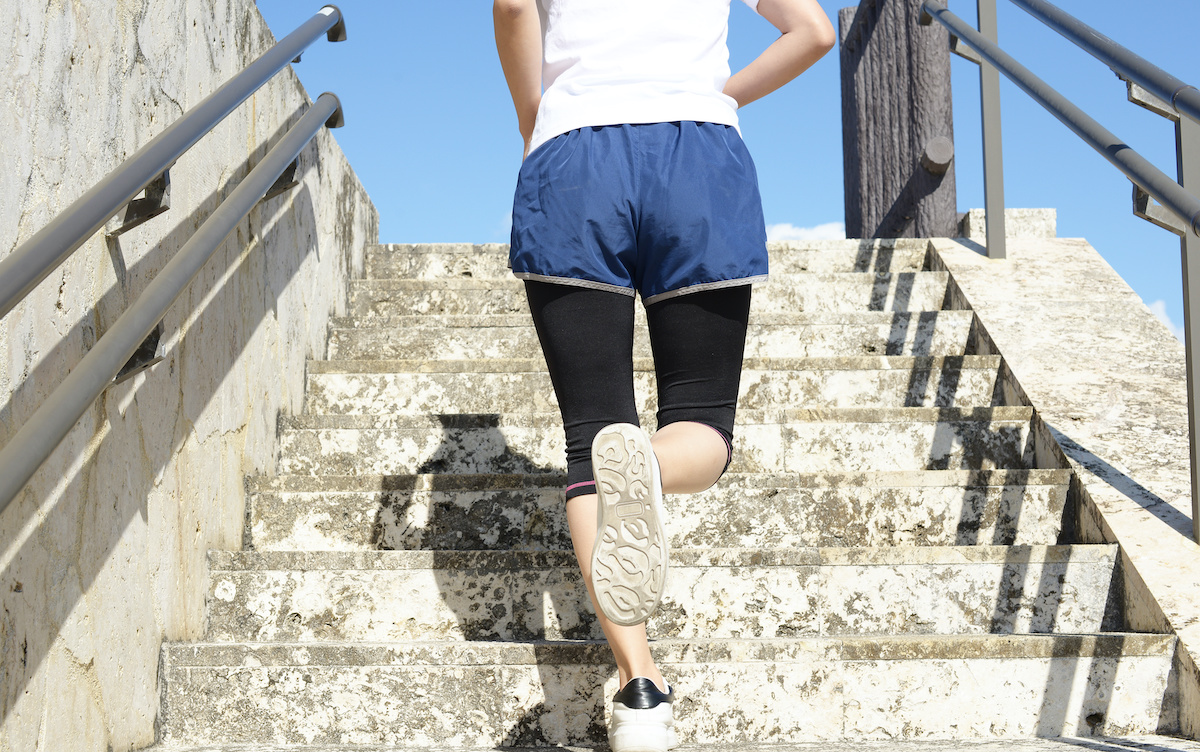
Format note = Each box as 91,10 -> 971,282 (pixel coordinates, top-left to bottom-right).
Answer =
642,274 -> 769,306
513,272 -> 637,297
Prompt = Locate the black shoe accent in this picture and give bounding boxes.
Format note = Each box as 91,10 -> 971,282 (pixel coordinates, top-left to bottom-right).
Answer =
613,677 -> 674,709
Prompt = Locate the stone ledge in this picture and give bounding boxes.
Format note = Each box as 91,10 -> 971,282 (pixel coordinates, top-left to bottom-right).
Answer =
163,634 -> 1175,666
959,208 -> 1058,239
208,544 -> 1116,572
141,739 -> 1200,752
326,311 -> 974,329
244,468 -> 1071,494
307,355 -> 1003,375
279,406 -> 1037,430
368,239 -> 934,254
929,236 -> 1200,737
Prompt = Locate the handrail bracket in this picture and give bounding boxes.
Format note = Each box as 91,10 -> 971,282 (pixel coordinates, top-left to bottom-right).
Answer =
261,159 -> 300,203
1126,78 -> 1179,122
951,34 -> 983,65
110,323 -> 165,387
106,170 -> 171,239
1133,184 -> 1187,237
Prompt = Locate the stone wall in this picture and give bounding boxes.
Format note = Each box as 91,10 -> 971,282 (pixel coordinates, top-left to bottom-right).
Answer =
0,2 -> 378,750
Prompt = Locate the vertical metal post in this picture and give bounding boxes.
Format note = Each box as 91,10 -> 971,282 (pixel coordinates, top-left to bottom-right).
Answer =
978,0 -> 1007,258
1178,115 -> 1200,542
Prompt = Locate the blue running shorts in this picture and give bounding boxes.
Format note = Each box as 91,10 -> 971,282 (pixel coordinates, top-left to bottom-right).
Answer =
509,121 -> 768,305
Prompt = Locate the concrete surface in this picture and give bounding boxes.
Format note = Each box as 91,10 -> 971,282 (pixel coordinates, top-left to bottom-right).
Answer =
244,469 -> 1070,552
158,635 -> 1177,745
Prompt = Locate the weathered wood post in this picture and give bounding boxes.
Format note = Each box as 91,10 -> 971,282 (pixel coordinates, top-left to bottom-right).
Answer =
840,0 -> 958,238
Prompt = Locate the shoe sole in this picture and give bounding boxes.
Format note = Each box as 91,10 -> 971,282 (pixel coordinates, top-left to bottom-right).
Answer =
590,423 -> 667,627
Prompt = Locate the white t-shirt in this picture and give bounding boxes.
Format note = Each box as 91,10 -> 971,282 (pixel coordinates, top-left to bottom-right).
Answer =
527,0 -> 762,156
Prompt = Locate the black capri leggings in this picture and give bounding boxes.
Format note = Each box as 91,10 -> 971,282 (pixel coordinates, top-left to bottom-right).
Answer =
523,280 -> 752,499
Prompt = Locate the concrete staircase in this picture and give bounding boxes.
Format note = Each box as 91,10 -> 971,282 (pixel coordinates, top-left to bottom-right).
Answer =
154,240 -> 1184,749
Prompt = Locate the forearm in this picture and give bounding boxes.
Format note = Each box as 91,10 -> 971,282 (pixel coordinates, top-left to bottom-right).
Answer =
493,0 -> 543,149
724,0 -> 836,108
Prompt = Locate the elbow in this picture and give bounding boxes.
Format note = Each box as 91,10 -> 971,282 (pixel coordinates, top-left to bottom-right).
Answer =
494,0 -> 532,20
765,0 -> 838,56
812,15 -> 837,55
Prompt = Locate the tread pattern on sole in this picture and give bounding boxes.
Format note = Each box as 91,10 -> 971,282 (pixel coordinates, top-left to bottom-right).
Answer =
591,424 -> 668,627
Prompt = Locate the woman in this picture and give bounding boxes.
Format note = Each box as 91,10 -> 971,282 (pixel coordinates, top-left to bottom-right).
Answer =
493,1 -> 835,749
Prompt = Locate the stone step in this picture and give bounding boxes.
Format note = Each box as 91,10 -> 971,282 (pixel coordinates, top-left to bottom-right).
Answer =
245,469 -> 1070,552
139,739 -> 1200,752
158,634 -> 1177,746
347,272 -> 950,317
325,311 -> 976,361
274,407 -> 1042,477
363,240 -> 931,281
303,356 -> 1004,415
205,544 -> 1118,643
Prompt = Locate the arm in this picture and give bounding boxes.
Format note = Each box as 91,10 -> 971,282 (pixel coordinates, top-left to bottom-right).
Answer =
493,0 -> 543,156
724,0 -> 837,108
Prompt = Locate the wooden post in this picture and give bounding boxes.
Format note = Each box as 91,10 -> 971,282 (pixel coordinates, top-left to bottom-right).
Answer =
840,0 -> 958,238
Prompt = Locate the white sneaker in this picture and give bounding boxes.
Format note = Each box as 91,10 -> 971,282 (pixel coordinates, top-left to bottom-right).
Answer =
609,677 -> 679,752
589,423 -> 668,626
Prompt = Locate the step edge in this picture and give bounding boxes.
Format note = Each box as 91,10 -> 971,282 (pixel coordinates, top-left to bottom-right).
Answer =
207,544 -> 1118,572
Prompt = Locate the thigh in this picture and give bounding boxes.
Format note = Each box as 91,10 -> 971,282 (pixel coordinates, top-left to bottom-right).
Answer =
524,281 -> 641,495
644,285 -> 752,440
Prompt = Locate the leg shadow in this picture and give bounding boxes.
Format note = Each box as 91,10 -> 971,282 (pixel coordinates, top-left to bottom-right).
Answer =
379,412 -> 612,747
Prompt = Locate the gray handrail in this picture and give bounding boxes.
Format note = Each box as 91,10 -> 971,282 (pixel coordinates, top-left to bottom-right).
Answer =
0,92 -> 343,515
1009,0 -> 1200,126
921,0 -> 1200,236
0,5 -> 346,323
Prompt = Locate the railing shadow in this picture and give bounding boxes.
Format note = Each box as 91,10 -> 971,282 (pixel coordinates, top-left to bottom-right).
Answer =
1058,737 -> 1197,752
861,251 -> 1145,736
929,269 -> 1152,736
867,270 -> 916,312
0,104 -> 349,724
1046,426 -> 1194,538
851,239 -> 910,274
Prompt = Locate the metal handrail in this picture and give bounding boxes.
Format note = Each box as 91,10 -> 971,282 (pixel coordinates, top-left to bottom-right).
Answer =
1009,0 -> 1200,126
921,0 -> 1200,237
0,93 -> 344,514
0,5 -> 346,323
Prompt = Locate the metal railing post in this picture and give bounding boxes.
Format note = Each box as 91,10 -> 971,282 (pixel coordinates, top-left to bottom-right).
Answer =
1179,115 -> 1200,542
978,0 -> 1007,258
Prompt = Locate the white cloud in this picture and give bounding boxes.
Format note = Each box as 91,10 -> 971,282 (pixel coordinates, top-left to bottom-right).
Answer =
494,210 -> 513,242
766,221 -> 845,242
1148,299 -> 1185,342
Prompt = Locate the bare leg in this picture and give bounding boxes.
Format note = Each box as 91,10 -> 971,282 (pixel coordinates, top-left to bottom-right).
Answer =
567,493 -> 666,690
651,421 -> 728,494
567,421 -> 728,690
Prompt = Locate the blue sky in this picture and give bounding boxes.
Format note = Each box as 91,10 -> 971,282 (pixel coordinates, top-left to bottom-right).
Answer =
255,1 -> 1199,337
